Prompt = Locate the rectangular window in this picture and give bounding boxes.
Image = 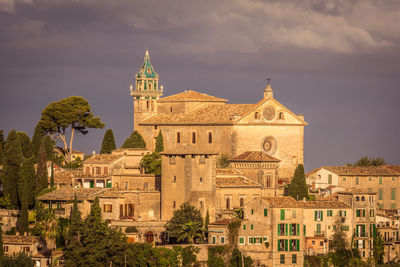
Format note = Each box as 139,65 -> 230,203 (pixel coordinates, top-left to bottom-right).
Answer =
250,224 -> 254,230
239,197 -> 245,208
328,174 -> 332,184
316,223 -> 321,234
264,209 -> 268,217
119,204 -> 123,218
144,182 -> 148,189
370,209 -> 374,217
103,204 -> 112,213
220,237 -> 225,244
392,177 -> 396,182
192,132 -> 196,144
128,204 -> 134,217
3,246 -> 8,252
251,209 -> 254,215
278,240 -> 285,251
172,176 -> 176,183
379,177 -> 383,184
391,188 -> 396,200
239,237 -> 245,245
280,254 -> 285,264
212,236 -> 216,244
343,177 -> 346,181
176,132 -> 181,143
173,201 -> 176,208
368,177 -> 372,181
379,189 -> 383,200
103,167 -> 108,175
315,210 -> 323,221
208,132 -> 212,144
243,224 -> 246,230
356,177 -> 359,185
86,166 -> 90,174
292,254 -> 297,264
96,167 -> 101,175
226,198 -> 230,209
303,225 -> 306,236
278,223 -> 285,236
280,209 -> 285,220
292,210 -> 296,218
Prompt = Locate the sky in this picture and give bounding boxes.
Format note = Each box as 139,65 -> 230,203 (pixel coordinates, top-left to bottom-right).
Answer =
0,0 -> 399,171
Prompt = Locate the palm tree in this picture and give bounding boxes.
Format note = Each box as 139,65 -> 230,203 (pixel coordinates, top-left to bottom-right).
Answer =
233,208 -> 244,219
178,221 -> 203,244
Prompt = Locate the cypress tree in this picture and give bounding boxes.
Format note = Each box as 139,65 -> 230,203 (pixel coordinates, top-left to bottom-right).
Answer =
31,124 -> 45,158
17,158 -> 32,234
0,142 -> 3,165
64,195 -> 83,266
36,142 -> 48,194
155,131 -> 164,153
0,222 -> 4,260
100,129 -> 116,154
43,136 -> 54,161
287,164 -> 309,201
0,130 -> 5,148
1,130 -> 22,207
17,132 -> 33,159
122,131 -> 146,149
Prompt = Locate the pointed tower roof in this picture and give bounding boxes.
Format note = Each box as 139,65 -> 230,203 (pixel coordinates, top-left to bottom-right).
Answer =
136,50 -> 158,79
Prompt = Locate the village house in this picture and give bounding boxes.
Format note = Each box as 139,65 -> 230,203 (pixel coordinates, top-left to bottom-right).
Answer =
376,215 -> 400,262
306,165 -> 400,210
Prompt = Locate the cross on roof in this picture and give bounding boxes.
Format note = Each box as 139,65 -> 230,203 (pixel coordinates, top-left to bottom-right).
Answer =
266,78 -> 271,85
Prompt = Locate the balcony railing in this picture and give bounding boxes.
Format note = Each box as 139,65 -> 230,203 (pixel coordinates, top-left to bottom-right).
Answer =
314,231 -> 325,237
356,232 -> 369,238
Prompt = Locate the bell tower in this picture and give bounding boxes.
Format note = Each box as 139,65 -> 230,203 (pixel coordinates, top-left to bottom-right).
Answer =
130,50 -> 163,131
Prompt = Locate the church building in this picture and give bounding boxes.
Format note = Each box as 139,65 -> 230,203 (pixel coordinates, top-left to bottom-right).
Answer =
130,50 -> 307,221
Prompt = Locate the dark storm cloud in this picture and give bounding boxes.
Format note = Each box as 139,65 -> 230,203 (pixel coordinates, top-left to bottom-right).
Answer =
0,0 -> 399,170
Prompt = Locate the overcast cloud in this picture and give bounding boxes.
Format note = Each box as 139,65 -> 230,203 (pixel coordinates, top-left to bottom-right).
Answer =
1,0 -> 399,170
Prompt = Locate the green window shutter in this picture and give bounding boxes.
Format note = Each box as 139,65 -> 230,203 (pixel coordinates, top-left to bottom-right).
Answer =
289,239 -> 292,251
297,239 -> 300,251
344,210 -> 347,217
379,177 -> 382,184
278,224 -> 280,236
392,188 -> 396,200
317,224 -> 321,234
264,209 -> 268,216
281,209 -> 285,220
278,240 -> 281,251
356,225 -> 359,237
321,211 -> 323,221
243,224 -> 246,230
297,224 -> 300,236
303,225 -> 306,236
363,210 -> 365,217
289,225 -> 292,236
373,224 -> 377,236
356,210 -> 359,217
251,224 -> 253,230
314,211 -> 317,221
285,239 -> 288,251
285,224 -> 288,236
251,209 -> 254,215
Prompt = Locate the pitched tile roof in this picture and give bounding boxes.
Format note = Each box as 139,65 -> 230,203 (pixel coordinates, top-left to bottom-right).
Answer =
216,176 -> 262,188
230,151 -> 280,162
141,104 -> 255,125
209,219 -> 241,226
83,154 -> 122,164
38,187 -> 107,201
322,166 -> 400,176
216,168 -> 244,175
3,235 -> 40,244
260,196 -> 350,208
158,90 -> 227,102
53,170 -> 80,185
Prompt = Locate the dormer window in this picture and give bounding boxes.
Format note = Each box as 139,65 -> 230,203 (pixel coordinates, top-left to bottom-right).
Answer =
147,68 -> 151,74
278,112 -> 284,120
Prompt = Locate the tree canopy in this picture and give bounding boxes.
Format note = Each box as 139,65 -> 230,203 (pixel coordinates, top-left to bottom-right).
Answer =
165,202 -> 203,243
100,129 -> 116,154
122,131 -> 146,149
17,132 -> 33,159
287,164 -> 309,201
350,156 -> 387,166
141,152 -> 161,175
37,96 -> 105,162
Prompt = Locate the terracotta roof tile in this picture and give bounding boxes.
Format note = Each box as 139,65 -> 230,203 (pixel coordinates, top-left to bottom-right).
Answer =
53,169 -> 80,185
38,187 -> 107,201
216,168 -> 243,175
230,151 -> 280,162
216,176 -> 262,188
320,166 -> 400,176
209,219 -> 241,226
3,235 -> 40,244
83,154 -> 122,164
141,104 -> 255,125
158,90 -> 227,102
260,196 -> 350,208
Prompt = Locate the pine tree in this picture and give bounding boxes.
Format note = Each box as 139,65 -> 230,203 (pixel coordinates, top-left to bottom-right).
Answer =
122,131 -> 146,148
1,130 -> 22,207
155,131 -> 164,152
100,129 -> 116,154
17,158 -> 32,234
287,164 -> 309,201
17,132 -> 33,159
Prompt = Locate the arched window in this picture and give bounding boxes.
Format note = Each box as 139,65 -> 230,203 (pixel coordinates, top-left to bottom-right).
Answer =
146,101 -> 149,111
355,196 -> 360,201
361,196 -> 365,201
145,231 -> 154,243
278,112 -> 284,120
266,174 -> 272,188
254,112 -> 260,120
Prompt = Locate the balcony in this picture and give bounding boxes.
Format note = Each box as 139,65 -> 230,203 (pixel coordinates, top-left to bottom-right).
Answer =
356,232 -> 369,238
314,231 -> 326,237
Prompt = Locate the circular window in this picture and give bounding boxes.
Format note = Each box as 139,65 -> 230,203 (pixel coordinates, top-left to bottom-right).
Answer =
261,136 -> 277,156
263,105 -> 275,121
